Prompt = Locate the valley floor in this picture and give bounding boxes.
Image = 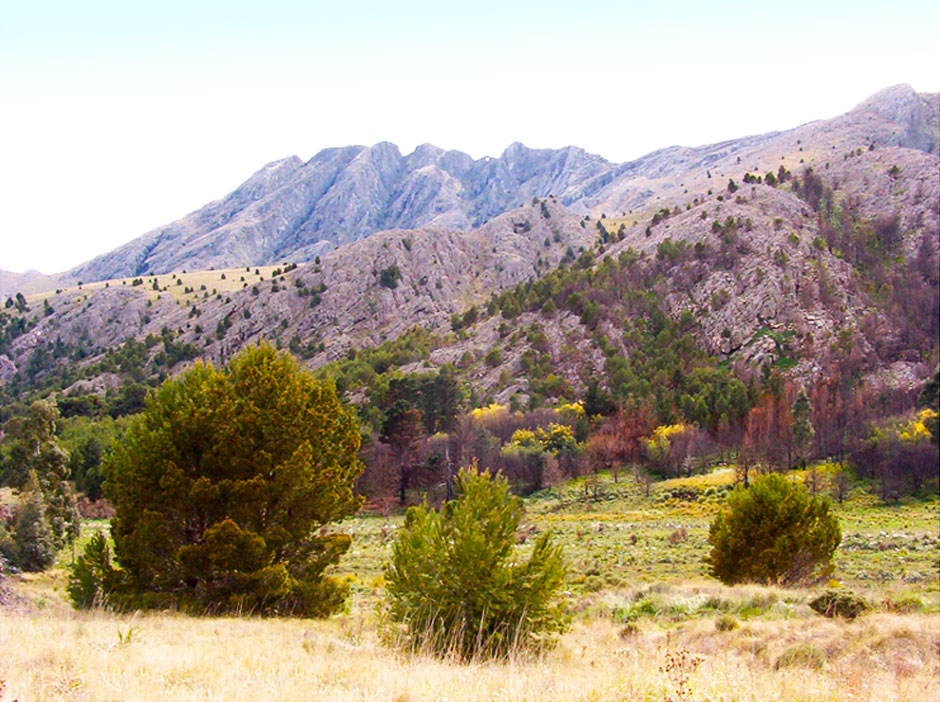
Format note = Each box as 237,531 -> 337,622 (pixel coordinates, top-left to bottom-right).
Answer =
2,471 -> 938,701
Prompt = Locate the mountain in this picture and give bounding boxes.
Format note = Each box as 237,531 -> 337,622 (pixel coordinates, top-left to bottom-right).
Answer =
63,85 -> 939,285
65,143 -> 610,283
1,85 -> 937,412
0,269 -> 62,298
0,198 -> 598,389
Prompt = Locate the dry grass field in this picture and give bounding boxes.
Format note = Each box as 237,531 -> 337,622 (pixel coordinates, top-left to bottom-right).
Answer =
2,591 -> 938,702
24,265 -> 287,307
2,471 -> 938,701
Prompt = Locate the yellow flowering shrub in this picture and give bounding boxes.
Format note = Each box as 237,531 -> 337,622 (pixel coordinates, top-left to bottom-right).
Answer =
556,401 -> 585,420
469,403 -> 510,421
507,424 -> 577,454
897,409 -> 938,443
643,423 -> 689,463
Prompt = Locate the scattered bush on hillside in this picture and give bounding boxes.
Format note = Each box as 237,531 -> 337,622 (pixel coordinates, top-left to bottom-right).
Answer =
383,466 -> 568,660
707,474 -> 841,585
379,265 -> 401,289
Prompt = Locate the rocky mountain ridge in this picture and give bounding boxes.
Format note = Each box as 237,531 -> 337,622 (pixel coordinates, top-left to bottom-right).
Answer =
1,85 -> 937,411
62,85 -> 938,285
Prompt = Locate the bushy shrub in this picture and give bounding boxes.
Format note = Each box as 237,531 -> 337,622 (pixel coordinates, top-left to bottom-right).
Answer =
379,265 -> 401,289
882,593 -> 924,613
67,532 -> 116,609
383,466 -> 568,660
808,589 -> 870,620
715,613 -> 738,631
707,474 -> 840,585
774,643 -> 825,670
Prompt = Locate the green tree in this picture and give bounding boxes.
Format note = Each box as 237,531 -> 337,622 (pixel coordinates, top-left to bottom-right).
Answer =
4,473 -> 58,571
792,389 -> 814,466
707,474 -> 840,585
379,265 -> 401,289
67,531 -> 116,608
383,466 -> 568,660
380,400 -> 425,505
91,342 -> 363,615
1,400 -> 80,564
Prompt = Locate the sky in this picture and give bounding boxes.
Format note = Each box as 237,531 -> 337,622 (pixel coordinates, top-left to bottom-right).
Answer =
1,0 -> 938,274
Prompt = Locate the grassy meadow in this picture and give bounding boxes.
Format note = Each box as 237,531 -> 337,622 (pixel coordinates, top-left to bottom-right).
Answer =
2,468 -> 939,701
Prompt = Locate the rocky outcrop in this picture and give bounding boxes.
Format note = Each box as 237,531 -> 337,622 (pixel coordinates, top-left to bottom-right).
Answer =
0,355 -> 16,385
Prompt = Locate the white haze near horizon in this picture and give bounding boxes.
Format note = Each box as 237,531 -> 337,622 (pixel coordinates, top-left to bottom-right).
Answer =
1,0 -> 938,275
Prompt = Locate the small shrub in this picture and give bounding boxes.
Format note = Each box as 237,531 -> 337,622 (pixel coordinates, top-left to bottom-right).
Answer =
379,265 -> 401,289
808,589 -> 870,620
67,532 -> 116,609
882,593 -> 924,613
715,613 -> 738,631
667,528 -> 688,545
383,466 -> 568,660
774,643 -> 825,670
619,622 -> 640,639
707,474 -> 840,585
484,347 -> 502,367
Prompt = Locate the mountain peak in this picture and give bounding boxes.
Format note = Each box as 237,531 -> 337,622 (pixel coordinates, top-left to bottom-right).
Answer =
502,141 -> 530,156
852,83 -> 920,116
59,85 -> 937,283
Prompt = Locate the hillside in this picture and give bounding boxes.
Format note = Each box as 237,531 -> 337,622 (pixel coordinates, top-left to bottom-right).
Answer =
1,152 -> 937,414
0,269 -> 61,298
0,84 -> 936,422
61,85 -> 938,285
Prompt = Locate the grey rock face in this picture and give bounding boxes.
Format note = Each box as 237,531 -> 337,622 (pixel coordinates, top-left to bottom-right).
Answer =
0,354 -> 16,384
64,85 -> 938,284
62,140 -> 619,283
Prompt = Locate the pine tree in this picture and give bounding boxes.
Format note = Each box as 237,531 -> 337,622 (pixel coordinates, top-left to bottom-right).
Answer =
792,389 -> 815,466
707,474 -> 840,585
88,342 -> 363,615
9,474 -> 58,572
381,401 -> 425,505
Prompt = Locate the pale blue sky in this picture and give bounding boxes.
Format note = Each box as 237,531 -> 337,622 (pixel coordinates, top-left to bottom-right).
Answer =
2,0 -> 938,273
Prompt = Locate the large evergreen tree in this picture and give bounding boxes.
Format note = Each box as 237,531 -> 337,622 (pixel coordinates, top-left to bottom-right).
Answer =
94,342 -> 363,615
1,400 -> 79,569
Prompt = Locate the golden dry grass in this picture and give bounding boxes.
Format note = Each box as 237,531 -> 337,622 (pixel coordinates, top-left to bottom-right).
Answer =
657,466 -> 737,491
23,265 -> 287,307
2,590 -> 937,702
